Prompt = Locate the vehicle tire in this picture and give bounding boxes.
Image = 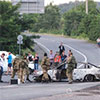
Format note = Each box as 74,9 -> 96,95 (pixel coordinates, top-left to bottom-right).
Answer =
84,75 -> 96,82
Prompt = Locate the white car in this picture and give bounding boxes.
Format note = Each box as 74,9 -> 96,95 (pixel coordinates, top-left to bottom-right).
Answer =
28,61 -> 34,70
73,63 -> 100,82
34,62 -> 100,82
0,51 -> 16,71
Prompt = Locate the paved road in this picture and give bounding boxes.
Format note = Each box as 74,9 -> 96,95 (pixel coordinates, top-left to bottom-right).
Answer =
34,34 -> 100,66
0,34 -> 100,100
0,80 -> 100,100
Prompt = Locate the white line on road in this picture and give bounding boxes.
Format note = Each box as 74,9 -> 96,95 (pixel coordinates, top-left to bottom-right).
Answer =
34,40 -> 50,53
0,85 -> 18,89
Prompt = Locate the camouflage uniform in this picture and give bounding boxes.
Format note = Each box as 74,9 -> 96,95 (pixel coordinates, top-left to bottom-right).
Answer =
11,58 -> 21,79
66,55 -> 76,83
19,60 -> 28,83
22,57 -> 31,82
41,56 -> 50,82
11,57 -> 30,83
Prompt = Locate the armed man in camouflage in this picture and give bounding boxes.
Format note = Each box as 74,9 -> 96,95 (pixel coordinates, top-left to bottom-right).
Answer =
66,52 -> 77,84
11,57 -> 21,79
11,56 -> 31,83
41,53 -> 50,82
22,55 -> 32,83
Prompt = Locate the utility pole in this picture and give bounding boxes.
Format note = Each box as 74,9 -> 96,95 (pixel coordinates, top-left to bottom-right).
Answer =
75,0 -> 78,10
86,0 -> 88,14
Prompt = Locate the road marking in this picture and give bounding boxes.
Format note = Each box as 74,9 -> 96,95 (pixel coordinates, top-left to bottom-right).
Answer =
63,44 -> 87,62
34,38 -> 88,68
34,40 -> 50,53
0,85 -> 18,89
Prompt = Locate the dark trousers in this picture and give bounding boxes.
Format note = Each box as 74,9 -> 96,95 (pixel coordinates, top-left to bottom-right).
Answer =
0,66 -> 3,81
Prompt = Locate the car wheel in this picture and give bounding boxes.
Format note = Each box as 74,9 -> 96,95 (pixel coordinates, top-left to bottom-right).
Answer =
84,75 -> 96,82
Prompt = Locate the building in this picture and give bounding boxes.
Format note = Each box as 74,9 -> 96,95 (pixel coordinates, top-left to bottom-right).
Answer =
11,0 -> 44,14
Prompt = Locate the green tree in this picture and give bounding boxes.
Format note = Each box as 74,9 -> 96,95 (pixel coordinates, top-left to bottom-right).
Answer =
88,15 -> 100,41
0,1 -> 21,53
63,9 -> 85,36
19,14 -> 38,31
63,0 -> 100,40
37,3 -> 61,32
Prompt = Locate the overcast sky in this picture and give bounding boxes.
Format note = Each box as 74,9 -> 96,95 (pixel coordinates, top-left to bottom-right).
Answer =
45,0 -> 100,5
5,0 -> 100,6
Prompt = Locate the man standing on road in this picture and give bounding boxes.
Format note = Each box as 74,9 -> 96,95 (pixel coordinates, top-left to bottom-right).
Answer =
11,56 -> 32,83
34,53 -> 39,72
19,59 -> 28,83
54,51 -> 61,67
11,57 -> 21,79
59,42 -> 65,55
66,52 -> 77,84
61,51 -> 67,69
41,53 -> 50,82
0,53 -> 5,82
6,52 -> 13,75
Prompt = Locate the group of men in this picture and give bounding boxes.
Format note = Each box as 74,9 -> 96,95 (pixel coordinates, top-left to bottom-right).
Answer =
11,53 -> 40,83
0,42 -> 77,84
41,42 -> 77,84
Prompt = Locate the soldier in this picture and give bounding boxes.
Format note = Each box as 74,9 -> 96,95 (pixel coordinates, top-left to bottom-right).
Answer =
23,55 -> 32,83
59,42 -> 65,55
11,57 -> 31,83
11,57 -> 21,79
41,53 -> 50,82
19,59 -> 27,83
66,52 -> 77,84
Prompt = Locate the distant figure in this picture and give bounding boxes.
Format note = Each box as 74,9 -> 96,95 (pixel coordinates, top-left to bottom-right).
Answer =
0,53 -> 5,82
34,53 -> 39,71
59,42 -> 65,55
97,37 -> 100,47
49,50 -> 54,67
6,52 -> 13,75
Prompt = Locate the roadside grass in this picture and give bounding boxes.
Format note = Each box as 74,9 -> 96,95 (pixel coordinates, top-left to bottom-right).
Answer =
22,46 -> 35,57
31,32 -> 97,44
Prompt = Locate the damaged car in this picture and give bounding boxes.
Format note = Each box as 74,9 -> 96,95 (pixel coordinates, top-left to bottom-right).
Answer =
33,62 -> 100,82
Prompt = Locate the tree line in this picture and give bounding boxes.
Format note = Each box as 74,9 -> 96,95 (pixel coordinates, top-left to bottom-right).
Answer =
0,1 -> 39,54
23,0 -> 100,41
